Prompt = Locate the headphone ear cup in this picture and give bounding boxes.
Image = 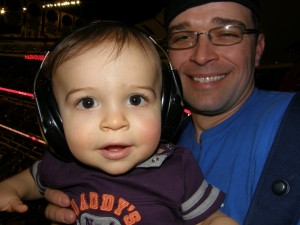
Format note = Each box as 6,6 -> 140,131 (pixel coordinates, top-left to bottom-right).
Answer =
160,64 -> 184,142
34,71 -> 74,161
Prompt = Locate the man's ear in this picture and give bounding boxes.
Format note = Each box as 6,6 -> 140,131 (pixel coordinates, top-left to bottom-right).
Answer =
255,33 -> 265,67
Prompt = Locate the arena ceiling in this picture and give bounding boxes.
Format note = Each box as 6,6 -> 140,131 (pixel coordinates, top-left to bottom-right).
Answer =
2,0 -> 300,65
62,0 -> 167,24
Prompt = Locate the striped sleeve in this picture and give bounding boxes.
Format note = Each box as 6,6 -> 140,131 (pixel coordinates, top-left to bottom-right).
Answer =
179,147 -> 225,223
30,160 -> 47,195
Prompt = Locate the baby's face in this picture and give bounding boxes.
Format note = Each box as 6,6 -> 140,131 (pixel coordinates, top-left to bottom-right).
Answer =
52,43 -> 162,175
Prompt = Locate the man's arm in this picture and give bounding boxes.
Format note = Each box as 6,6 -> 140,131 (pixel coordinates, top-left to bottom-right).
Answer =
197,211 -> 239,225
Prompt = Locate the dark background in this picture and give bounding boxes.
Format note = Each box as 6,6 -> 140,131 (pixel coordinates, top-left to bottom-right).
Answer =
0,0 -> 299,65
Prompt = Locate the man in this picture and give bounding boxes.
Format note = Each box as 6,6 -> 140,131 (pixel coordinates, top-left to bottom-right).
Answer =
26,0 -> 300,224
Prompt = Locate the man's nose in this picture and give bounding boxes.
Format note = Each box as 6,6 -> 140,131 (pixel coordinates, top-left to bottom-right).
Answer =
190,35 -> 219,65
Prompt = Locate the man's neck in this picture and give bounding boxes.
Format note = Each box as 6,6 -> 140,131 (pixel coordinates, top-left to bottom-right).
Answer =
191,86 -> 255,143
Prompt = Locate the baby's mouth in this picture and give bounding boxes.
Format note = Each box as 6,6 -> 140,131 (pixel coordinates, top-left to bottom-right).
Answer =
104,145 -> 127,152
100,144 -> 132,160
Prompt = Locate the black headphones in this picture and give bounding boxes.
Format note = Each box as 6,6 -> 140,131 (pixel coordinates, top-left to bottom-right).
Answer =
34,25 -> 184,162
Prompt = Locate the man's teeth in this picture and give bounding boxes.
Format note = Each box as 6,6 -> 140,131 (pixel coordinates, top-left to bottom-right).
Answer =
193,75 -> 225,83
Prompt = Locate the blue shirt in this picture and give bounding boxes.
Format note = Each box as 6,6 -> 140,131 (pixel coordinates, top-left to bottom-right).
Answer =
178,88 -> 295,224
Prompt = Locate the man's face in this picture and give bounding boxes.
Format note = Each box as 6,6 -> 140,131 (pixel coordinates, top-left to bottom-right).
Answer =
167,2 -> 264,116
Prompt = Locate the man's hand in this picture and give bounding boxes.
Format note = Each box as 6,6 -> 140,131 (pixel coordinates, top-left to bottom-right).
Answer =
44,189 -> 76,224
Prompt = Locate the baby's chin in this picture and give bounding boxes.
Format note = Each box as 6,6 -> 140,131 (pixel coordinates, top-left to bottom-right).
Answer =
92,163 -> 137,176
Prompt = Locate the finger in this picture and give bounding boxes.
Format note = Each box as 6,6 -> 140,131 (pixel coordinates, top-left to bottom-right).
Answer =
45,203 -> 76,224
44,189 -> 75,224
10,200 -> 28,213
44,189 -> 70,207
2,200 -> 28,213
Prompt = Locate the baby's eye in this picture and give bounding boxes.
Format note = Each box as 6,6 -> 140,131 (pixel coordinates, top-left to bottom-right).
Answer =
77,97 -> 98,109
127,94 -> 147,106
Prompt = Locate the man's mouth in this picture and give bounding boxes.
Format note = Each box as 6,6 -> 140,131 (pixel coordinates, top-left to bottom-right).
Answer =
193,75 -> 225,83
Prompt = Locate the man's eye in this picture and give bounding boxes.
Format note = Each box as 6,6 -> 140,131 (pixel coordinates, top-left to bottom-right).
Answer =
77,97 -> 97,109
218,31 -> 240,39
128,95 -> 146,106
173,34 -> 191,43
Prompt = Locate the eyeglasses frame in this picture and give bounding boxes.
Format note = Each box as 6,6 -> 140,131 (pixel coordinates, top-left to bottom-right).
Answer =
167,25 -> 260,50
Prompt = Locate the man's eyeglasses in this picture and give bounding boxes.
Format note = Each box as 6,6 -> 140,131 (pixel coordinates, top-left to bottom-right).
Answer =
167,25 -> 259,50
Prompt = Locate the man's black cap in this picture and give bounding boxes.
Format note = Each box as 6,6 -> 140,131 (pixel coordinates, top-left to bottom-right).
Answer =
164,0 -> 260,27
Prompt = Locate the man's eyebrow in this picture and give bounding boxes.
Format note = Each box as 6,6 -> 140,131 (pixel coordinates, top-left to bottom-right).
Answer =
212,17 -> 246,28
168,21 -> 190,33
167,17 -> 247,33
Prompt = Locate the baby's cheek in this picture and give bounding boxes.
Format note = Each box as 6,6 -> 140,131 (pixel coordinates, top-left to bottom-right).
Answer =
139,118 -> 161,144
